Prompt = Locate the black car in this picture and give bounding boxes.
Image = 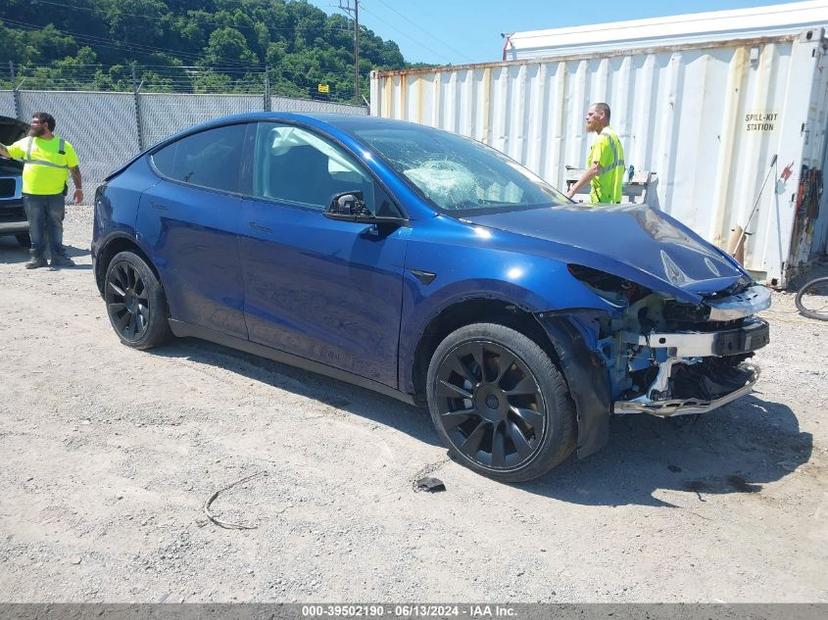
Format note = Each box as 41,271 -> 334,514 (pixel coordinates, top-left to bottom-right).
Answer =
0,115 -> 30,247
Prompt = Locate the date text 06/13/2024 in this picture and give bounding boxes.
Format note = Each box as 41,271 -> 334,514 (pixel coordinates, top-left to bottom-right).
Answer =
300,605 -> 517,617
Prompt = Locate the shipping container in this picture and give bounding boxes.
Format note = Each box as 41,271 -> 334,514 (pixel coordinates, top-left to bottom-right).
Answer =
370,2 -> 828,287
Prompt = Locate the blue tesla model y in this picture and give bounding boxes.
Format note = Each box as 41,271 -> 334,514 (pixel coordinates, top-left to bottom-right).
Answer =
92,113 -> 770,481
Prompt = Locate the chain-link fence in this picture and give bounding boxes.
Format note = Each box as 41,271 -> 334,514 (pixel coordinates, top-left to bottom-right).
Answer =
0,87 -> 368,198
0,90 -> 15,117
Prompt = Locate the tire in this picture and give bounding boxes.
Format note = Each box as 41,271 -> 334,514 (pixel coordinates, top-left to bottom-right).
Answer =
15,232 -> 30,248
104,251 -> 172,349
795,276 -> 828,321
426,322 -> 576,483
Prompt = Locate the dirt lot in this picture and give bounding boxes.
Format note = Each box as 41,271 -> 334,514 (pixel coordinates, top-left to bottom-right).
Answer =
1,204 -> 827,603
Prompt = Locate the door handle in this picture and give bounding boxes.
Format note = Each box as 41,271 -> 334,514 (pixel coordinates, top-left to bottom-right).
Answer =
248,221 -> 272,233
150,202 -> 168,211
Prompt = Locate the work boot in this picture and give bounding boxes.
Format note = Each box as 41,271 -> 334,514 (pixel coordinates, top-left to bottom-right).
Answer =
25,256 -> 48,270
49,255 -> 75,269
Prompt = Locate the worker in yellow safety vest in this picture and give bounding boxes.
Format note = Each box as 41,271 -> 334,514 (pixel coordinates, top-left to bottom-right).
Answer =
565,102 -> 625,204
0,111 -> 83,269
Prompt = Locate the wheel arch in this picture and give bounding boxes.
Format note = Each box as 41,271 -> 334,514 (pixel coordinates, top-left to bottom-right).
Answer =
410,297 -> 612,459
95,234 -> 161,296
410,298 -> 561,406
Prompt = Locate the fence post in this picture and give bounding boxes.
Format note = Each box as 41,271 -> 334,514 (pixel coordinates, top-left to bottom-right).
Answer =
9,61 -> 23,121
131,64 -> 145,152
263,65 -> 271,111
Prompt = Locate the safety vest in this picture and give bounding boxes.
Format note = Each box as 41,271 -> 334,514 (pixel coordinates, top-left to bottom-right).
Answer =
19,135 -> 72,195
23,136 -> 68,170
588,127 -> 625,204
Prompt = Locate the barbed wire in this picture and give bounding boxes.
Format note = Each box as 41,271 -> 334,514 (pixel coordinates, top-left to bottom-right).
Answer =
0,62 -> 358,101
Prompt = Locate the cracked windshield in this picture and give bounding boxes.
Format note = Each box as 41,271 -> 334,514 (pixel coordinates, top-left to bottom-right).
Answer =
354,126 -> 568,211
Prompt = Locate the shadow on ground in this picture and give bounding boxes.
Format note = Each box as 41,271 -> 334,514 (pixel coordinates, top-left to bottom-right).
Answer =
0,236 -> 28,262
525,394 -> 812,506
149,337 -> 812,507
0,236 -> 89,265
64,244 -> 90,259
150,337 -> 439,447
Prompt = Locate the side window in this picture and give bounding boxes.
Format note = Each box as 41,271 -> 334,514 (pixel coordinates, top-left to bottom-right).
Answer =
151,124 -> 245,193
251,123 -> 375,211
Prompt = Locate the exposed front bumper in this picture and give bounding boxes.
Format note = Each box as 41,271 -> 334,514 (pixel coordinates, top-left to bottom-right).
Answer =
613,316 -> 768,417
614,363 -> 760,416
619,318 -> 770,357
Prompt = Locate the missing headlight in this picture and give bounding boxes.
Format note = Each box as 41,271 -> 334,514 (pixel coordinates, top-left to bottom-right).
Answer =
662,299 -> 711,323
567,264 -> 650,303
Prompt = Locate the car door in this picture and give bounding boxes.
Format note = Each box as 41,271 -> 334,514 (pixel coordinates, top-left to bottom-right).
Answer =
238,122 -> 409,388
137,123 -> 249,339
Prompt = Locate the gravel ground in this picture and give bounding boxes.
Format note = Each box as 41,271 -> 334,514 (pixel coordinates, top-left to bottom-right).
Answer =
0,204 -> 826,603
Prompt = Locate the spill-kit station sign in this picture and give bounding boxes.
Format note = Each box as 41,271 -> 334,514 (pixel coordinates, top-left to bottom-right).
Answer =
745,111 -> 778,132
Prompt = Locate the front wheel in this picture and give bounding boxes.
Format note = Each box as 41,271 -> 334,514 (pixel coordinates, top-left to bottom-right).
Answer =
15,232 -> 30,248
104,251 -> 171,349
426,323 -> 576,483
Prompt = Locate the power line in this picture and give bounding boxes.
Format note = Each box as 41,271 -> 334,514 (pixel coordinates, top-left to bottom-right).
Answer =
1,17 -> 245,65
357,4 -> 452,64
26,0 -> 355,34
372,0 -> 474,63
325,0 -> 447,65
0,14 -> 353,68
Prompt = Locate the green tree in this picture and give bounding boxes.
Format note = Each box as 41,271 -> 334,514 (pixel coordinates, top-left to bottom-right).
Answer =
202,26 -> 259,65
0,0 -> 416,102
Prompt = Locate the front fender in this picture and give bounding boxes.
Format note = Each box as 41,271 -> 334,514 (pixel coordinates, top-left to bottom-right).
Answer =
537,313 -> 611,459
398,217 -> 618,394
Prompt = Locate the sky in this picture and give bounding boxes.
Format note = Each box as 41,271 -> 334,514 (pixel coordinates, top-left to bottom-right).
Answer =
308,0 -> 808,65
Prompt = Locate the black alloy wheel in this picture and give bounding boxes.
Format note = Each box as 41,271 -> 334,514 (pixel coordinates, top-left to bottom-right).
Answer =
427,323 -> 576,482
434,340 -> 546,470
106,261 -> 150,341
104,251 -> 171,349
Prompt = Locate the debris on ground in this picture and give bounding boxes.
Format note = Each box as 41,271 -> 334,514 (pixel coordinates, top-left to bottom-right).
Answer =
414,477 -> 446,493
203,471 -> 266,529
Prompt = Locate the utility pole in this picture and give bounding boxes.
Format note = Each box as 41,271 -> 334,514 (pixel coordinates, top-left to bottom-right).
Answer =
339,0 -> 360,104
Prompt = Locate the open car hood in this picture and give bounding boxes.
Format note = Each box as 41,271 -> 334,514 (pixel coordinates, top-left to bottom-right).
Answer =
464,203 -> 749,301
0,116 -> 28,146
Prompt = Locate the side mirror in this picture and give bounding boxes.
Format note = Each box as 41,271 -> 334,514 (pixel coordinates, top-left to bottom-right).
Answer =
324,191 -> 408,227
327,191 -> 369,218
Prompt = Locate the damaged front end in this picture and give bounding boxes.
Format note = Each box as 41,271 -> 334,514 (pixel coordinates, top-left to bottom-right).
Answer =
567,264 -> 770,418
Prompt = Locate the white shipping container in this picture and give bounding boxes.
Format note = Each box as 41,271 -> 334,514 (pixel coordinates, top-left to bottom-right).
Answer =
370,4 -> 828,287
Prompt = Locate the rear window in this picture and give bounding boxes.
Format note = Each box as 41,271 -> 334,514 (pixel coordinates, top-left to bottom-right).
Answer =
151,124 -> 246,193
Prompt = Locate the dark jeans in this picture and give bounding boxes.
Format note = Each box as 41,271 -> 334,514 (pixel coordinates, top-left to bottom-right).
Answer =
23,193 -> 66,259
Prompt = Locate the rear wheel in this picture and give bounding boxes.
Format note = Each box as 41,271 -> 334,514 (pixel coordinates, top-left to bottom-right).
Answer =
104,251 -> 171,349
426,323 -> 576,482
15,232 -> 30,248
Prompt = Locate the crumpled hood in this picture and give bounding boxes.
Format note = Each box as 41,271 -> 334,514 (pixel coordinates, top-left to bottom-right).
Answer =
0,116 -> 28,146
464,203 -> 748,301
